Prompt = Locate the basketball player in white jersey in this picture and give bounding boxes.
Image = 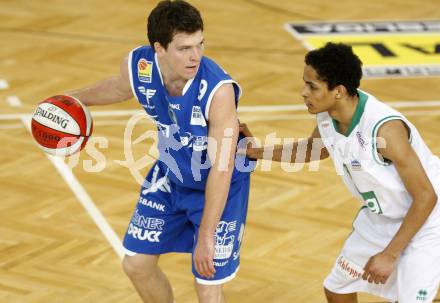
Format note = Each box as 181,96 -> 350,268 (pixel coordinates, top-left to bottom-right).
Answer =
241,42 -> 440,302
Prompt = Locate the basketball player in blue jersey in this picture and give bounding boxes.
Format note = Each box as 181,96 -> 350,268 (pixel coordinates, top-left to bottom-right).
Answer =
241,43 -> 440,303
65,1 -> 252,302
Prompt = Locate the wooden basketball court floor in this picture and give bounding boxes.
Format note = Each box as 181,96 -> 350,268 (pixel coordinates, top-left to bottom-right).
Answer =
1,0 -> 440,302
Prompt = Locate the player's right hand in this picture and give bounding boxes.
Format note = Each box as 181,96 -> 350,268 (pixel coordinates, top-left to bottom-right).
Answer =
362,251 -> 396,284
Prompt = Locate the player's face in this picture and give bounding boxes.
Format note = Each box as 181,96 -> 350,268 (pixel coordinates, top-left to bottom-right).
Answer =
301,64 -> 337,114
161,30 -> 204,80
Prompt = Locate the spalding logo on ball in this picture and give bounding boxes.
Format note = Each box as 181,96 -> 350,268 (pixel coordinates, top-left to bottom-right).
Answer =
31,95 -> 93,156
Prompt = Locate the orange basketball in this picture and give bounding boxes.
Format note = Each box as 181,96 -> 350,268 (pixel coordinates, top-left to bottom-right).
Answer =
31,95 -> 93,156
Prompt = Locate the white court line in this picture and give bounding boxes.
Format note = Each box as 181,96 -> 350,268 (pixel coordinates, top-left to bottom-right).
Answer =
4,109 -> 440,129
238,100 -> 440,112
37,100 -> 440,117
0,113 -> 28,120
91,109 -> 144,117
244,110 -> 440,122
0,79 -> 9,90
94,119 -> 154,126
0,123 -> 23,129
239,104 -> 307,112
6,96 -> 22,107
19,115 -> 124,259
2,100 -> 440,121
3,109 -> 440,130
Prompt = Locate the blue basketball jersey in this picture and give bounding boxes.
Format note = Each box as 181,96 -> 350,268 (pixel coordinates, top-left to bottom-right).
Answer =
128,46 -> 253,190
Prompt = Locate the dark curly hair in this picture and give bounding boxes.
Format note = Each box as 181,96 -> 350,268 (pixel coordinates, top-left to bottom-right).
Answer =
147,0 -> 204,49
305,43 -> 363,96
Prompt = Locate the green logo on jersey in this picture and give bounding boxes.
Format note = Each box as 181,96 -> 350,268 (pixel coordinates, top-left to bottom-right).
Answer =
360,191 -> 383,214
416,289 -> 428,301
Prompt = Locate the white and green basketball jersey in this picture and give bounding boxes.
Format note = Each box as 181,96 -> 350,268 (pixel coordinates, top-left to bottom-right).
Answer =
317,90 -> 440,228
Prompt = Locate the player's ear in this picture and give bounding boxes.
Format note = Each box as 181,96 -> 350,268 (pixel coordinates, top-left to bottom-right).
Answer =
153,42 -> 166,55
334,85 -> 346,99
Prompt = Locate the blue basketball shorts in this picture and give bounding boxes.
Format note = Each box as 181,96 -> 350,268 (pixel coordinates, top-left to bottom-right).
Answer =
122,163 -> 251,285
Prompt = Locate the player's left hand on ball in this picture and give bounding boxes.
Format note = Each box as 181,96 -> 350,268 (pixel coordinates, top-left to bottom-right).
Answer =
194,233 -> 216,279
362,251 -> 397,284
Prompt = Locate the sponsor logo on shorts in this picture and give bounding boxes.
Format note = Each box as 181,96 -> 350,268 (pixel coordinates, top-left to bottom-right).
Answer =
213,260 -> 229,267
416,289 -> 428,301
233,224 -> 245,261
336,255 -> 363,279
138,197 -> 165,212
131,209 -> 164,230
127,223 -> 162,242
214,221 -> 236,260
128,210 -> 164,242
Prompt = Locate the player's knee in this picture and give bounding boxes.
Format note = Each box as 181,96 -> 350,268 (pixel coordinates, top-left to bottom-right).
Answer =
324,287 -> 335,302
194,282 -> 223,303
122,254 -> 158,280
324,287 -> 357,303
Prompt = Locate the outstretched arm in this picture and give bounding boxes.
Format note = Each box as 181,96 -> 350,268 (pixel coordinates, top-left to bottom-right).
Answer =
67,56 -> 133,106
239,124 -> 329,163
362,120 -> 437,284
